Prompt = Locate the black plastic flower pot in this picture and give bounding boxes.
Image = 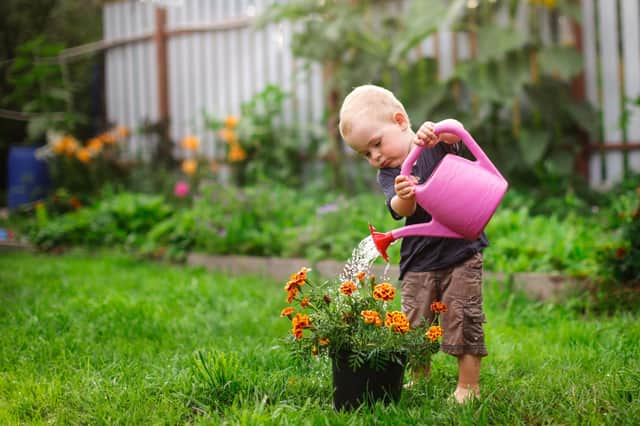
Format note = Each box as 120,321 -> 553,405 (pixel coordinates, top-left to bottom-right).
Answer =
331,351 -> 407,411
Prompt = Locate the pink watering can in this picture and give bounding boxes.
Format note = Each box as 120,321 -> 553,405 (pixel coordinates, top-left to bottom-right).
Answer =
369,119 -> 508,262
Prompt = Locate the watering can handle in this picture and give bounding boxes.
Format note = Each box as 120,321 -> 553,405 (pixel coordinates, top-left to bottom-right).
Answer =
400,119 -> 502,178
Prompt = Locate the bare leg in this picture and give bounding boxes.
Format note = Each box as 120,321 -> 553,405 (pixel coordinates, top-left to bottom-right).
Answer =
454,354 -> 481,403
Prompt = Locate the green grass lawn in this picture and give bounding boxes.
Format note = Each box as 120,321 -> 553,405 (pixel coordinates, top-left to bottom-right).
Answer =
1,250 -> 638,425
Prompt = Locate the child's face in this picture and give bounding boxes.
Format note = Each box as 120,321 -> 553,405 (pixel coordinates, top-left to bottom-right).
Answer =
346,113 -> 413,169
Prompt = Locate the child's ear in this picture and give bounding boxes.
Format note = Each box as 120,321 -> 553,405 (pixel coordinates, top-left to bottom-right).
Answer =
393,112 -> 410,130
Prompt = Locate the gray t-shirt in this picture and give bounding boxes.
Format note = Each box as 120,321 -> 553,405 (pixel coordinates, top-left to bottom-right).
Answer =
377,143 -> 488,280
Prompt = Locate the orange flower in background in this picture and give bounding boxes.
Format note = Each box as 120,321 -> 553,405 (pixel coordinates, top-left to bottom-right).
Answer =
530,0 -> 556,8
430,301 -> 448,314
426,325 -> 443,342
228,143 -> 247,162
319,338 -> 329,346
181,159 -> 198,175
355,271 -> 366,281
76,148 -> 91,164
301,297 -> 310,308
55,135 -> 79,156
373,283 -> 395,302
361,310 -> 382,327
53,139 -> 67,155
98,131 -> 117,145
280,307 -> 294,318
384,311 -> 410,334
181,135 -> 200,151
115,125 -> 130,139
224,115 -> 239,129
87,137 -> 103,155
219,128 -> 237,144
339,280 -> 357,295
69,197 -> 82,210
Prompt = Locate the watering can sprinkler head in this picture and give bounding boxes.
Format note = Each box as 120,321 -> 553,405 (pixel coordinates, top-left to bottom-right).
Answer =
369,223 -> 395,263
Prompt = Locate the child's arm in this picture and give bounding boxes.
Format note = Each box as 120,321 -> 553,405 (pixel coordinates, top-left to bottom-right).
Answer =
390,175 -> 417,217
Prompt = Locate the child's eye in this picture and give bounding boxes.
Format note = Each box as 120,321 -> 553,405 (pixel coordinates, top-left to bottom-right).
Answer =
374,140 -> 381,147
364,152 -> 371,158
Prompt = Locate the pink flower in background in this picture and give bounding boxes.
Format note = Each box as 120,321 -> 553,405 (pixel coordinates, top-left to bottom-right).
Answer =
174,181 -> 190,198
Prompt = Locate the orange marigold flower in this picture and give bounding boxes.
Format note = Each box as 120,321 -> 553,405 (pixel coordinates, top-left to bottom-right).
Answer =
181,159 -> 198,175
339,280 -> 357,295
219,128 -> 237,143
430,301 -> 448,314
280,307 -> 294,317
319,338 -> 330,346
286,288 -> 298,304
426,325 -> 443,342
301,297 -> 310,308
98,131 -> 117,145
114,126 -> 130,139
76,148 -> 91,164
53,139 -> 67,155
228,143 -> 247,162
87,137 -> 103,155
355,271 -> 366,281
373,283 -> 395,302
311,345 -> 318,355
361,310 -> 382,327
384,311 -> 410,334
224,115 -> 239,129
181,135 -> 200,151
291,313 -> 311,339
58,135 -> 79,156
291,267 -> 311,283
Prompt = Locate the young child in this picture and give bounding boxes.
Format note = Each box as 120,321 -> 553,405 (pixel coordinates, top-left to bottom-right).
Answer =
338,84 -> 489,404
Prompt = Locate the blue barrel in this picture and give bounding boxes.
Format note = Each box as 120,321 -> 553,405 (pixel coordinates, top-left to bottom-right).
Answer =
7,146 -> 50,209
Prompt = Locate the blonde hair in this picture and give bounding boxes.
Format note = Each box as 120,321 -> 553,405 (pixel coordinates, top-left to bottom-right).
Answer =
338,85 -> 409,139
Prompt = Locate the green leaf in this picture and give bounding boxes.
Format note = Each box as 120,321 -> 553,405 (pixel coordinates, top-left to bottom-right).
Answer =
557,3 -> 582,22
390,0 -> 464,62
476,26 -> 527,63
27,115 -> 50,141
544,150 -> 574,176
518,128 -> 551,167
565,99 -> 599,138
539,46 -> 583,80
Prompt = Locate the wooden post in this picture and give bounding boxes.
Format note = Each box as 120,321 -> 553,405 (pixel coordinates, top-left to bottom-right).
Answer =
155,7 -> 169,140
570,16 -> 590,181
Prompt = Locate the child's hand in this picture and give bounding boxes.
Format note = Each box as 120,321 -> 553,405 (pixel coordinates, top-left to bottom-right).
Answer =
414,121 -> 438,147
394,175 -> 418,200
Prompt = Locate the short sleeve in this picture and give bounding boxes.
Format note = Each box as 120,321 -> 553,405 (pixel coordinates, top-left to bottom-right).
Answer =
377,168 -> 403,221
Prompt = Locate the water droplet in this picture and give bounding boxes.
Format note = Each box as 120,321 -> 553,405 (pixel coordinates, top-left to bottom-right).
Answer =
340,236 -> 386,282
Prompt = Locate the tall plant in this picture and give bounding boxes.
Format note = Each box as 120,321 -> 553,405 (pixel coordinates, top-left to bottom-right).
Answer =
259,0 -> 464,190
260,0 -> 598,190
423,0 -> 598,189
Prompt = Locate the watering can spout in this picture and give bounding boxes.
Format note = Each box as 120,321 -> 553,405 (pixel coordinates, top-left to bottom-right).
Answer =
369,223 -> 395,262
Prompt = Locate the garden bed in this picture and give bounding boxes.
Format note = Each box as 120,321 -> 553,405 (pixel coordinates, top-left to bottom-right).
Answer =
0,240 -> 586,302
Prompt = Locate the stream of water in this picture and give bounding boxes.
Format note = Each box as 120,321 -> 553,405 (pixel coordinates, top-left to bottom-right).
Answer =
340,236 -> 392,283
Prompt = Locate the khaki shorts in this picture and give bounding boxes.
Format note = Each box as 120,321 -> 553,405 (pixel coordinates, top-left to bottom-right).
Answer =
400,252 -> 488,357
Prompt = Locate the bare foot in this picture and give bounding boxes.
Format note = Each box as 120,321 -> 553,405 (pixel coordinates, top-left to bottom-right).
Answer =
453,386 -> 480,404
